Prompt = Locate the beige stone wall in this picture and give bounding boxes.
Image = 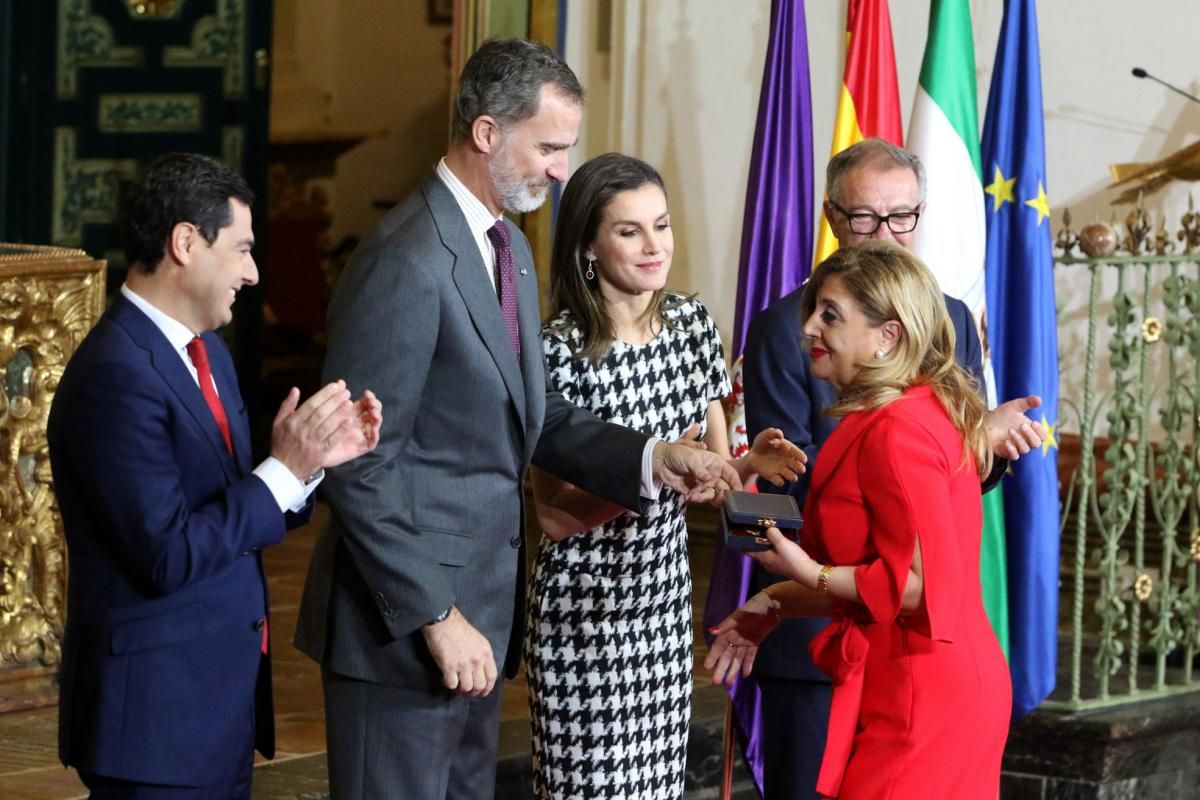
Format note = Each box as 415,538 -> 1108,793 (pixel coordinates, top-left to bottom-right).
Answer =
272,0 -> 453,243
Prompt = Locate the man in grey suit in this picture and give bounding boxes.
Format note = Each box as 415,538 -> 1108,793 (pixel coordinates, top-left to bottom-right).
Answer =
295,39 -> 739,799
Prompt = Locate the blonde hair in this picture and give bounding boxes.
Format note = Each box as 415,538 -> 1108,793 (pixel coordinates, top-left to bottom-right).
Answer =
800,241 -> 992,477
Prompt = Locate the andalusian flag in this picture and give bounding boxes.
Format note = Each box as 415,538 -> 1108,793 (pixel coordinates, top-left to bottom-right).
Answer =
906,0 -> 1010,657
908,0 -> 988,313
982,0 -> 1060,718
813,0 -> 902,264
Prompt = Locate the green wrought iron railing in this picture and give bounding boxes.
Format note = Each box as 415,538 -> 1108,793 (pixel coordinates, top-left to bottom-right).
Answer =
1047,202 -> 1200,710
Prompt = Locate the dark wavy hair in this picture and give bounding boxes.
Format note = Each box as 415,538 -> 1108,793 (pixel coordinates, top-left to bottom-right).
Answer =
121,152 -> 253,274
451,38 -> 583,142
547,153 -> 686,361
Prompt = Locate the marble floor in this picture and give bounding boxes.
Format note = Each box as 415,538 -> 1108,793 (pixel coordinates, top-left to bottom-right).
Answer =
0,503 -> 740,799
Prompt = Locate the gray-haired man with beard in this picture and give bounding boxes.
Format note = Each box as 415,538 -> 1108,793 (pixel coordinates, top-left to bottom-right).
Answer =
295,39 -> 739,799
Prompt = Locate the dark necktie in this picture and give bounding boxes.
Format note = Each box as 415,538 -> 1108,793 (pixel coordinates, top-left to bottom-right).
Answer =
485,220 -> 521,357
186,336 -> 234,456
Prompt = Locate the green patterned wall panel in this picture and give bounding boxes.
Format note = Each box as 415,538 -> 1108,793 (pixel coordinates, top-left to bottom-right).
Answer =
51,128 -> 137,246
98,93 -> 203,133
163,0 -> 246,97
57,0 -> 144,99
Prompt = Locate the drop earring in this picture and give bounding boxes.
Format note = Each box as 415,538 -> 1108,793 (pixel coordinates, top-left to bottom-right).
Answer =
585,256 -> 596,281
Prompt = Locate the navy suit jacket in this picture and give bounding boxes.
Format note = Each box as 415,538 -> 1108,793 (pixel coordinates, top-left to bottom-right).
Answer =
742,287 -> 992,681
48,295 -> 311,785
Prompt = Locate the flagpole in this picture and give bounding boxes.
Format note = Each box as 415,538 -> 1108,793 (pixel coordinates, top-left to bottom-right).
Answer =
720,698 -> 735,800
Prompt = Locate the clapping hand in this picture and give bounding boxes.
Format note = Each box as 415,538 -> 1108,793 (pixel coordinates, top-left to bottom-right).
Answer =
322,389 -> 382,468
270,381 -> 383,480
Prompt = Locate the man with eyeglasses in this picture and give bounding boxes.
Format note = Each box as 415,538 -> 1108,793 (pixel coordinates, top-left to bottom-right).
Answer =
737,137 -> 1044,799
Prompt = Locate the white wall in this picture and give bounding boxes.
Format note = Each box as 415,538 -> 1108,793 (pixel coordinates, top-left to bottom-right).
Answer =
564,0 -> 1200,431
275,0 -> 453,243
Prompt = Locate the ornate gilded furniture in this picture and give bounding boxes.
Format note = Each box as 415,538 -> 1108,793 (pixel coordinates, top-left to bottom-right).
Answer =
0,243 -> 104,711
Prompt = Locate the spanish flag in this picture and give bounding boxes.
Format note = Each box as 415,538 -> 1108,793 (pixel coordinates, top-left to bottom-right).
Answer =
813,0 -> 903,265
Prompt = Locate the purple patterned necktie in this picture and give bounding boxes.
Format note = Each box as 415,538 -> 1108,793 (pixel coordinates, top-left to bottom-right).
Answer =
486,220 -> 521,357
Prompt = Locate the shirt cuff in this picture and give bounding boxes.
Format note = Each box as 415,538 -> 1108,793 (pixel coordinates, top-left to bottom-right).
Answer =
640,437 -> 662,499
254,457 -> 322,513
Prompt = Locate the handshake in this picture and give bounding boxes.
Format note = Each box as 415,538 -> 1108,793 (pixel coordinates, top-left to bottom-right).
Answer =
651,424 -> 808,504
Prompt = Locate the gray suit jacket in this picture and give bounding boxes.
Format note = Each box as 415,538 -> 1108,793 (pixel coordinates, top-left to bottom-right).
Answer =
294,173 -> 648,692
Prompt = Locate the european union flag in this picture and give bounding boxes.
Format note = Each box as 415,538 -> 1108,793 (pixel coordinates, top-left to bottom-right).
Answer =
981,0 -> 1060,719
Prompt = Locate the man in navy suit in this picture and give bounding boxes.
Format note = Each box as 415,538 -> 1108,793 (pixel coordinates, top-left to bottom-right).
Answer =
48,153 -> 382,799
741,138 -> 1045,799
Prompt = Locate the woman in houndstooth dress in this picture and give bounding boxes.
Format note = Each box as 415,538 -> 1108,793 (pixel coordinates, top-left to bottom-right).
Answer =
524,154 -> 804,799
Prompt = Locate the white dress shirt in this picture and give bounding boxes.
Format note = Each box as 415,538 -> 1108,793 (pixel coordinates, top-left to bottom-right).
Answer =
120,284 -> 319,513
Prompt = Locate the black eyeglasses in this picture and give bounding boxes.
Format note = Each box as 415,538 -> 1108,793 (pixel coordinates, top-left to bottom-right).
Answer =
828,201 -> 921,235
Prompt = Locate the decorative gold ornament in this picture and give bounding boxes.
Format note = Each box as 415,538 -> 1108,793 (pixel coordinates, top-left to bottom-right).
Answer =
1153,213 -> 1175,256
1057,202 -> 1200,259
1079,221 -> 1119,258
0,245 -> 104,677
125,0 -> 182,18
1122,198 -> 1152,255
1179,194 -> 1200,254
1055,208 -> 1080,256
1134,573 -> 1153,602
1141,317 -> 1163,343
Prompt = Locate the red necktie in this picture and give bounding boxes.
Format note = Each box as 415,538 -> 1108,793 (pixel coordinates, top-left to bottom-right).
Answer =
186,336 -> 233,455
187,336 -> 266,653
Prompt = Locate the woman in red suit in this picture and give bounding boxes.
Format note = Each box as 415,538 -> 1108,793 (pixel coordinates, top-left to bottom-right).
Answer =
706,241 -> 1011,798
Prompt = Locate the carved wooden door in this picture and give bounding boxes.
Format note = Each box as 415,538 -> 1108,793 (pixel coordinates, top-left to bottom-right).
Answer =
3,0 -> 271,390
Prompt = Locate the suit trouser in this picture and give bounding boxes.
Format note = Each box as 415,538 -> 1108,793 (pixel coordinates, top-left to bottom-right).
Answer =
78,717 -> 254,800
322,666 -> 503,800
756,675 -> 832,800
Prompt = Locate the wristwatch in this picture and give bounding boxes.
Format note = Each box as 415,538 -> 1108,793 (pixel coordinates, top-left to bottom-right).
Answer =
427,606 -> 452,626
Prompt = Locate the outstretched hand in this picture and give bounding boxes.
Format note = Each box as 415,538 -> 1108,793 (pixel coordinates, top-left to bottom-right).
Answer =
744,427 -> 807,486
987,394 -> 1045,461
704,591 -> 779,686
652,440 -> 742,503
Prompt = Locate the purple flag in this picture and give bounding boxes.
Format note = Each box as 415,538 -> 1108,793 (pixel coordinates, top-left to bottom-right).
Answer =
703,0 -> 814,792
729,0 -> 816,356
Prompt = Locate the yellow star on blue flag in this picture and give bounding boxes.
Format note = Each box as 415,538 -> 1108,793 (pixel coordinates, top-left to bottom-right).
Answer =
1039,414 -> 1058,456
985,166 -> 1016,212
1024,180 -> 1050,225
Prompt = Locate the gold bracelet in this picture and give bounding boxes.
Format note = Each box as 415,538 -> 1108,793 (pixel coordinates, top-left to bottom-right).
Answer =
816,564 -> 833,594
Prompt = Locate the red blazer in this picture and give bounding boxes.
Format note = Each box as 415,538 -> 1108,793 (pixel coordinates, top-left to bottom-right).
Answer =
800,385 -> 1009,799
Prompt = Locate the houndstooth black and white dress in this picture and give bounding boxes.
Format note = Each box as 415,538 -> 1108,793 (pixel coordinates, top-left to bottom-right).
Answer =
524,296 -> 731,800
